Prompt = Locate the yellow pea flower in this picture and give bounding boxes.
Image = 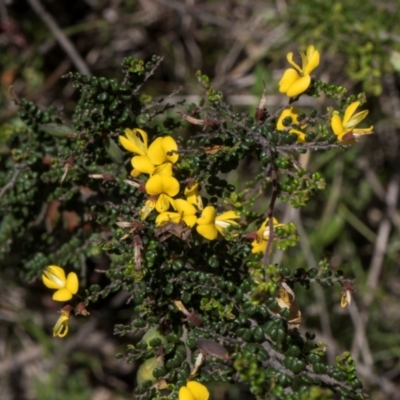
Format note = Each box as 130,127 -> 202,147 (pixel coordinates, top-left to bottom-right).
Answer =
156,199 -> 197,228
119,128 -> 179,177
144,174 -> 180,213
279,45 -> 320,97
196,206 -> 240,240
179,381 -> 209,400
185,183 -> 203,210
331,101 -> 373,143
53,307 -> 71,338
276,107 -> 306,143
251,218 -> 283,254
42,265 -> 79,302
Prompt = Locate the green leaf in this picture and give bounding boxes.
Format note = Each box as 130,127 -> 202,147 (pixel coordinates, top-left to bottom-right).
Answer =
40,123 -> 77,138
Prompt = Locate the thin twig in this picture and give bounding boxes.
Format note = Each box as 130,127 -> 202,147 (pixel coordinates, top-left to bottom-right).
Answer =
292,208 -> 335,364
26,0 -> 91,76
0,167 -> 23,200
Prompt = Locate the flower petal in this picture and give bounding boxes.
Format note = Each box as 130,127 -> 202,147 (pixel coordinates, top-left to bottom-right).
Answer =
131,156 -> 155,175
52,288 -> 73,302
124,128 -> 148,155
346,110 -> 369,129
42,265 -> 66,289
156,194 -> 175,213
140,198 -> 156,220
145,175 -> 164,195
153,162 -> 173,176
197,206 -> 216,225
155,211 -> 181,226
65,272 -> 79,295
131,168 -> 141,178
185,183 -> 203,209
179,387 -> 196,400
216,210 -> 240,221
145,175 -> 180,196
162,136 -> 179,163
251,239 -> 267,254
286,52 -> 302,74
53,310 -> 70,338
352,126 -> 374,137
277,107 -> 300,130
290,129 -> 306,143
304,46 -> 320,75
187,381 -> 210,400
148,137 -> 168,165
331,114 -> 345,137
286,75 -> 311,97
183,215 -> 197,228
162,176 -> 180,196
342,102 -> 360,127
279,69 -> 301,94
196,223 -> 218,240
174,199 -> 197,215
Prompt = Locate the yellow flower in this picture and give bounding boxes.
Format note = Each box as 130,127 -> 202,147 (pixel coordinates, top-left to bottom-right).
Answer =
119,128 -> 179,177
251,218 -> 283,254
185,183 -> 203,210
53,307 -> 71,338
196,206 -> 240,240
331,101 -> 373,142
156,199 -> 197,228
276,107 -> 306,143
179,381 -> 209,400
279,45 -> 320,97
42,265 -> 79,302
144,174 -> 180,213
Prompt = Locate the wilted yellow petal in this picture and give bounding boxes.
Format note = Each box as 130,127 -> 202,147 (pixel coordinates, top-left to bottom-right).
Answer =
140,199 -> 156,220
53,310 -> 70,338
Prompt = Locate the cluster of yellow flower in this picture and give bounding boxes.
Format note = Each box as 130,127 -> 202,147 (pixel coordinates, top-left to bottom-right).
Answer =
119,128 -> 242,240
277,45 -> 373,143
119,128 -> 288,249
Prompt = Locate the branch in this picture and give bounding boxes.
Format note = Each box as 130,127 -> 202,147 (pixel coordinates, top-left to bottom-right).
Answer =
26,0 -> 91,76
0,167 -> 23,200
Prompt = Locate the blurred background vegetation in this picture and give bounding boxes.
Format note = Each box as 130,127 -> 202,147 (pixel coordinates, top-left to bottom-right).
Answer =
1,0 -> 399,399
